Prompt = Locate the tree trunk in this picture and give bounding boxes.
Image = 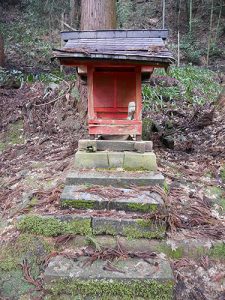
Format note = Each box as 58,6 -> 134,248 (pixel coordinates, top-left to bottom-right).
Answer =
76,0 -> 116,121
0,33 -> 4,67
70,0 -> 80,28
81,0 -> 116,30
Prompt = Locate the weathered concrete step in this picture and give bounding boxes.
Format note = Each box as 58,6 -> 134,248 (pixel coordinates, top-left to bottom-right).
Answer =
79,139 -> 153,152
74,151 -> 157,170
61,185 -> 164,213
66,170 -> 164,187
44,255 -> 174,299
17,213 -> 166,239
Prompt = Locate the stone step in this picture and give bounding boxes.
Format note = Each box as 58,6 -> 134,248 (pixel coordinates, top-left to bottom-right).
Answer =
74,150 -> 157,170
78,139 -> 153,152
65,170 -> 164,187
44,255 -> 174,299
17,213 -> 166,239
60,185 -> 165,214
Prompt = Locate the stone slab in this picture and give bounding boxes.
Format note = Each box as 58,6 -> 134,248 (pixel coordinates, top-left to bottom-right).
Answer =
66,170 -> 164,187
78,139 -> 153,152
44,256 -> 174,298
108,152 -> 124,168
44,255 -> 174,282
74,150 -> 157,170
61,185 -> 164,213
92,217 -> 166,239
124,152 -> 157,171
74,151 -> 109,169
134,141 -> 146,153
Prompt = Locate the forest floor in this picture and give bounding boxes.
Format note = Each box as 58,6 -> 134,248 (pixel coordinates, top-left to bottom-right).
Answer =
0,69 -> 225,299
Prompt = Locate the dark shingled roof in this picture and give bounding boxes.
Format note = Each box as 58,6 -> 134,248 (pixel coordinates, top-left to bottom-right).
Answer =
53,29 -> 175,66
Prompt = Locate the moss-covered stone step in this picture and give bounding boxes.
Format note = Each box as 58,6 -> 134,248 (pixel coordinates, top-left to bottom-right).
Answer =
61,185 -> 164,213
66,170 -> 164,187
92,216 -> 166,239
44,255 -> 174,300
17,214 -> 166,239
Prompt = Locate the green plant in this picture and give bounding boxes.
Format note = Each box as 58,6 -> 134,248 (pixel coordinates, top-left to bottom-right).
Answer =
143,66 -> 221,109
210,243 -> 225,260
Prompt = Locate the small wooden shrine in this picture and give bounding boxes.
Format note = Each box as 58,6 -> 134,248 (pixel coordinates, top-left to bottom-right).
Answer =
53,29 -> 174,140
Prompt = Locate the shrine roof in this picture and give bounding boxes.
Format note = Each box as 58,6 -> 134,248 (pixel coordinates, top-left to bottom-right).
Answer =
53,29 -> 175,66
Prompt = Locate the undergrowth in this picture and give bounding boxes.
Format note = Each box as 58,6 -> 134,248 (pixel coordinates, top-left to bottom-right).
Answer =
143,66 -> 221,110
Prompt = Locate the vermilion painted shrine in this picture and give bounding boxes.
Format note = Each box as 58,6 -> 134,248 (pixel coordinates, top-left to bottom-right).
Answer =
53,29 -> 174,140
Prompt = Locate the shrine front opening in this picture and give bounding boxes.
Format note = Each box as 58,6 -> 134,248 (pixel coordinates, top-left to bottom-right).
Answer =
88,66 -> 142,138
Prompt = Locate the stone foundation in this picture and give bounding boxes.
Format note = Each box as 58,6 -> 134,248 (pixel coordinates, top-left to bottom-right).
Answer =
74,150 -> 157,171
74,139 -> 158,171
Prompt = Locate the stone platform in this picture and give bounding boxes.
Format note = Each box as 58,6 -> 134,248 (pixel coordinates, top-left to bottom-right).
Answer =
74,139 -> 157,171
44,255 -> 174,299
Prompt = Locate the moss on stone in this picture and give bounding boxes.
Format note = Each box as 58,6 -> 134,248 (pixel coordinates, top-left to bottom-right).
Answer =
0,120 -> 25,151
0,233 -> 53,299
61,199 -> 95,210
17,215 -> 92,237
127,203 -> 158,213
157,244 -> 184,259
0,254 -> 17,271
46,279 -> 174,300
123,224 -> 165,240
0,233 -> 53,272
123,167 -> 150,172
93,225 -> 118,236
136,219 -> 153,227
63,219 -> 92,236
210,242 -> 225,260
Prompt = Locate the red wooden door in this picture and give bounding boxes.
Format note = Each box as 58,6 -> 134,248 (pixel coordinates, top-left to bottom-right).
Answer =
93,69 -> 136,120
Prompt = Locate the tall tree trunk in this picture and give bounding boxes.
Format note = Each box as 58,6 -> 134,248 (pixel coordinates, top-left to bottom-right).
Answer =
81,0 -> 116,30
70,0 -> 80,28
0,33 -> 4,67
76,0 -> 116,120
